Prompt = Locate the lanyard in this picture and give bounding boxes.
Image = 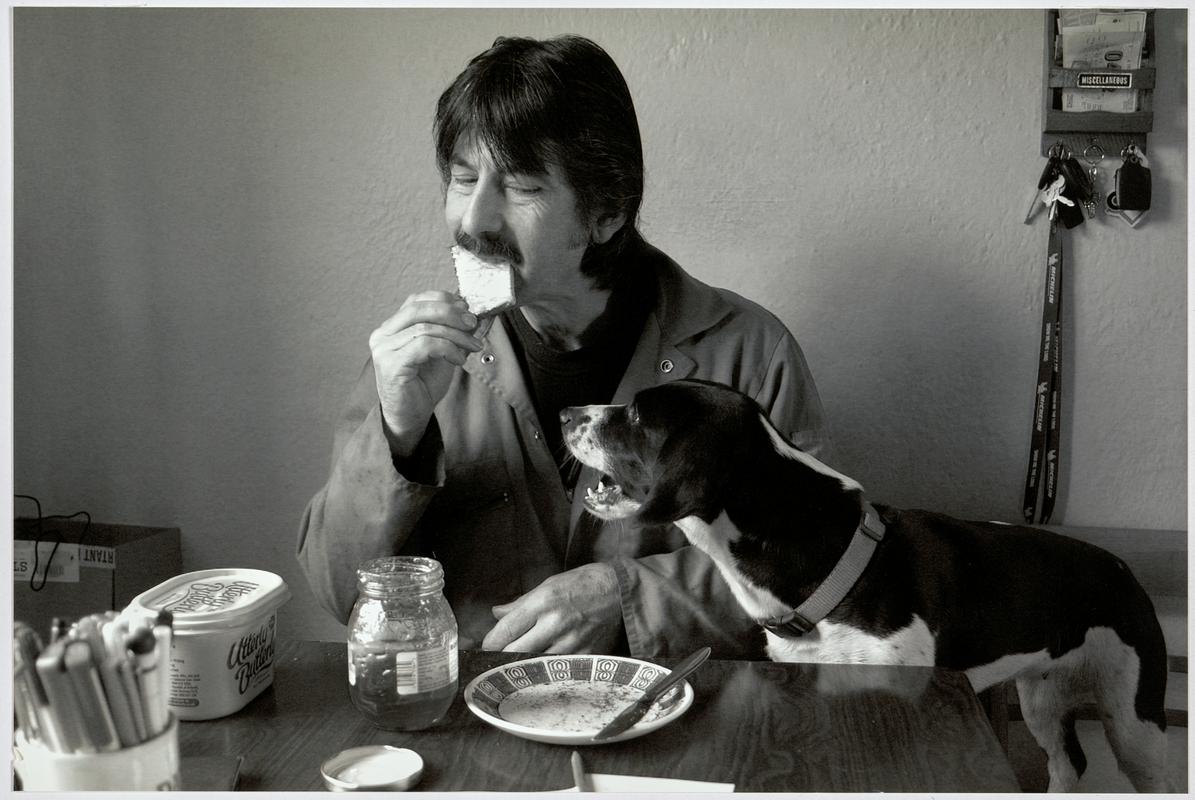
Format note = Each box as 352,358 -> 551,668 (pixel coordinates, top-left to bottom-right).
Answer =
1022,220 -> 1063,524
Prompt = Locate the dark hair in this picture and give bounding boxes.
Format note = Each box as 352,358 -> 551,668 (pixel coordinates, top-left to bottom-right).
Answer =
434,35 -> 645,288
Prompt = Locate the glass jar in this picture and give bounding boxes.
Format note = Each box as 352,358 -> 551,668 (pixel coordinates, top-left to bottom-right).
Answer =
347,556 -> 459,730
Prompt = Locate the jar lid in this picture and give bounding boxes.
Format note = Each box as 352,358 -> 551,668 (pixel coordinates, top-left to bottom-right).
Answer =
320,746 -> 424,791
122,568 -> 291,635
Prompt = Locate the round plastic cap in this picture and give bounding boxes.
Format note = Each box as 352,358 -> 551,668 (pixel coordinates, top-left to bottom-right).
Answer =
320,745 -> 424,792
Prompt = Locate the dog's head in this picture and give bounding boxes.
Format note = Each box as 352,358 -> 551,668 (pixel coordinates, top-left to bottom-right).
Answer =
561,379 -> 768,526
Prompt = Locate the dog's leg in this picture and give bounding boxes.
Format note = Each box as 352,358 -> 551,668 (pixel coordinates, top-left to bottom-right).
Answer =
1079,627 -> 1172,792
1015,674 -> 1086,792
1102,715 -> 1170,792
1091,653 -> 1170,791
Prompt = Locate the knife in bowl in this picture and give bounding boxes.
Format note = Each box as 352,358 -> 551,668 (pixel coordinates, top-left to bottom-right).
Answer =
591,646 -> 711,742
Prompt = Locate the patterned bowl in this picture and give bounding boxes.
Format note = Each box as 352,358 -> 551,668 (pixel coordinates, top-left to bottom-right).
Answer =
463,654 -> 695,745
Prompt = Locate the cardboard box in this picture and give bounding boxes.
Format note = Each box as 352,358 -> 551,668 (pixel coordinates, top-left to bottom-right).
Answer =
13,518 -> 182,636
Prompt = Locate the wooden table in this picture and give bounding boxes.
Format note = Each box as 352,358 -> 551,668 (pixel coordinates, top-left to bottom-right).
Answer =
178,641 -> 1019,792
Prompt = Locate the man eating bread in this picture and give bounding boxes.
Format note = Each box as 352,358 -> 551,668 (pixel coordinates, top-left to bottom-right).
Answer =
297,35 -> 831,659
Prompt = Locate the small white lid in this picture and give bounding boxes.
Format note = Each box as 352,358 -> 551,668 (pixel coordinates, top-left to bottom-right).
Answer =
320,746 -> 424,791
123,568 -> 290,634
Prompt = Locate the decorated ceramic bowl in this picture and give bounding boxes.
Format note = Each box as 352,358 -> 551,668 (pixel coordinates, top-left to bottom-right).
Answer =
463,654 -> 694,745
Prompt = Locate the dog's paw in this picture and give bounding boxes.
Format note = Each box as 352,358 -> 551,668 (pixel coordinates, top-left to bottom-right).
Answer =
582,479 -> 641,520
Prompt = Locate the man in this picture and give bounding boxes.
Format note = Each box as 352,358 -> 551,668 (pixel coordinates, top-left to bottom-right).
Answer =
297,34 -> 831,659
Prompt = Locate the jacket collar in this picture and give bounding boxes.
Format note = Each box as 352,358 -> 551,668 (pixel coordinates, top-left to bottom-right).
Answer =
611,244 -> 735,402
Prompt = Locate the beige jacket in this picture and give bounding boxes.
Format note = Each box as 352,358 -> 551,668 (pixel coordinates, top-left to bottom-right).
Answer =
297,245 -> 831,658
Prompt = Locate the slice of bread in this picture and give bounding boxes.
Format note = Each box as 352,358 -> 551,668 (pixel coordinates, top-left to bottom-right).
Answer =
452,246 -> 516,317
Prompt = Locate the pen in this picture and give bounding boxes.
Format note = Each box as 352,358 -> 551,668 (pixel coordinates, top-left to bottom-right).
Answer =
49,617 -> 70,644
63,639 -> 121,752
116,655 -> 149,743
152,611 -> 174,719
73,616 -> 108,664
35,640 -> 86,753
15,623 -> 66,752
127,627 -> 167,736
101,618 -> 125,657
14,622 -> 48,706
12,621 -> 42,736
571,750 -> 592,793
98,652 -> 143,747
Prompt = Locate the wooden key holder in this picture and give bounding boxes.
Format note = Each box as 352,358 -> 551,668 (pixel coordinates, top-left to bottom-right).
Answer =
1040,9 -> 1155,158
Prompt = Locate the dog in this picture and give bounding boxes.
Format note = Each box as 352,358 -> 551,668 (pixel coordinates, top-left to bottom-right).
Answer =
561,378 -> 1170,792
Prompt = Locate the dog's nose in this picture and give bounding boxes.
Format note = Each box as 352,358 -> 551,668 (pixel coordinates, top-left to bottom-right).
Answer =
559,409 -> 572,425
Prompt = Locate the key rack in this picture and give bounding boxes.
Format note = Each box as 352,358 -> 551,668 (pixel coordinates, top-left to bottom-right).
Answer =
1041,8 -> 1155,157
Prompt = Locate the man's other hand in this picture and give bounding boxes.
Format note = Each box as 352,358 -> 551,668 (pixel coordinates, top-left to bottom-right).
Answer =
481,563 -> 623,654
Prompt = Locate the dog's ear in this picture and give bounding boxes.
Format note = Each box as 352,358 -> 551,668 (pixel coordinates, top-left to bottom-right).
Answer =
632,435 -> 724,526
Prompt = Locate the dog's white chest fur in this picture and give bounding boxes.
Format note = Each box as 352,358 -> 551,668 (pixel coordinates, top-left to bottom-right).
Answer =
764,616 -> 935,665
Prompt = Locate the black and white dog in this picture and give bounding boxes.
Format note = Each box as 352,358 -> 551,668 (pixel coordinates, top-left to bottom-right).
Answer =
561,378 -> 1169,793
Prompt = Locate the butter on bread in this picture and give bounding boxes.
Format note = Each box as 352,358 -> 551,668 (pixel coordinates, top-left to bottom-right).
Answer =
452,245 -> 516,317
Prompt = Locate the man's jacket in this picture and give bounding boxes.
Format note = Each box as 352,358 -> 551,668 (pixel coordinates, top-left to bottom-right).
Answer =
297,245 -> 831,659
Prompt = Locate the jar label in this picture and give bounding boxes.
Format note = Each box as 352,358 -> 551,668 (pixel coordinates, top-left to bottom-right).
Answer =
395,634 -> 458,695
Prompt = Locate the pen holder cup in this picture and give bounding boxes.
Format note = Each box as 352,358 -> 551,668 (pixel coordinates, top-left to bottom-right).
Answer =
13,714 -> 180,791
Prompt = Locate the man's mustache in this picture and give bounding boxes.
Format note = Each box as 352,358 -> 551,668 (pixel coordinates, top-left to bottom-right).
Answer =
454,231 -> 522,265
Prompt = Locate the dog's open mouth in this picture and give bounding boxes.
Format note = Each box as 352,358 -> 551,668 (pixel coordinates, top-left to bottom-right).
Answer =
582,476 -> 642,519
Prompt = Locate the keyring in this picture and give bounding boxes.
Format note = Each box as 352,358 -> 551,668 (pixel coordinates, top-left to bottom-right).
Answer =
1083,142 -> 1104,166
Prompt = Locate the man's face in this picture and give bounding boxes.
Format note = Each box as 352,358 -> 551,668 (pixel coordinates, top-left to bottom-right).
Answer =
445,138 -> 595,305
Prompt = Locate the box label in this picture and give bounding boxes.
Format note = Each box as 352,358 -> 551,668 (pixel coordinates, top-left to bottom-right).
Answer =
79,545 -> 116,569
12,541 -> 81,583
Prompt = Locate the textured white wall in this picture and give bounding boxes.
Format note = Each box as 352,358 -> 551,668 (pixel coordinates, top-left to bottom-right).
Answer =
13,8 -> 1187,641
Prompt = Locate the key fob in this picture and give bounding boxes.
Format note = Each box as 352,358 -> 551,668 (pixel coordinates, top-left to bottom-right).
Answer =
1056,193 -> 1086,229
1109,157 -> 1152,211
1060,157 -> 1093,204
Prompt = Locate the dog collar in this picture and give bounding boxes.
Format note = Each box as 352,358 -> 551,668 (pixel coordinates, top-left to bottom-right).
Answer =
760,502 -> 886,638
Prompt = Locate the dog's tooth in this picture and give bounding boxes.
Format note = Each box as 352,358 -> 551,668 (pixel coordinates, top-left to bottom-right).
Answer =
596,479 -> 606,493
586,487 -> 596,500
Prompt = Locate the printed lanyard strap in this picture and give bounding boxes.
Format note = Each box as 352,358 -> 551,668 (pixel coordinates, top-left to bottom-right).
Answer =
1022,220 -> 1063,524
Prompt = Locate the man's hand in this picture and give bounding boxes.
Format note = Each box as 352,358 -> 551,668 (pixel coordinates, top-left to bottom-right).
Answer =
369,291 -> 484,459
481,563 -> 623,654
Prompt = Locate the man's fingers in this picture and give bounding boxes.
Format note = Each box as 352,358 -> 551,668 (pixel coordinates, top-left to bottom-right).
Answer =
499,615 -> 577,654
502,625 -> 560,654
371,322 -> 483,361
481,606 -> 534,651
374,293 -> 475,337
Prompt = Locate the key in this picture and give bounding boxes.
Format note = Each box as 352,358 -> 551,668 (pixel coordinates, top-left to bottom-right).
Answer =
1060,156 -> 1093,203
1056,156 -> 1090,229
1025,155 -> 1063,224
1084,165 -> 1101,217
1041,174 -> 1073,222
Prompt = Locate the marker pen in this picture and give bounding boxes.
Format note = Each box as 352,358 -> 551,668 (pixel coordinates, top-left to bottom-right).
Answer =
34,641 -> 86,753
62,639 -> 120,752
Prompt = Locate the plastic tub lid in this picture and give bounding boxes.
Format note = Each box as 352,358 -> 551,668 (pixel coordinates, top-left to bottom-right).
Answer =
124,568 -> 290,634
321,746 -> 424,791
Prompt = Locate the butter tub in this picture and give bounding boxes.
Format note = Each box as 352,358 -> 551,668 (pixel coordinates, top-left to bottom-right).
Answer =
122,568 -> 291,720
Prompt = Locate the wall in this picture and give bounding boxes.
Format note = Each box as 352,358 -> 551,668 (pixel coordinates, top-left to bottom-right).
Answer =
12,8 -> 1187,641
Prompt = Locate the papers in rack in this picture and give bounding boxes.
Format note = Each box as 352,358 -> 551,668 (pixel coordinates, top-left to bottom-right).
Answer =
1057,9 -> 1148,113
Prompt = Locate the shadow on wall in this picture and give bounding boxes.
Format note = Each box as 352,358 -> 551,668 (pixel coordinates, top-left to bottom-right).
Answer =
808,249 -> 1042,524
